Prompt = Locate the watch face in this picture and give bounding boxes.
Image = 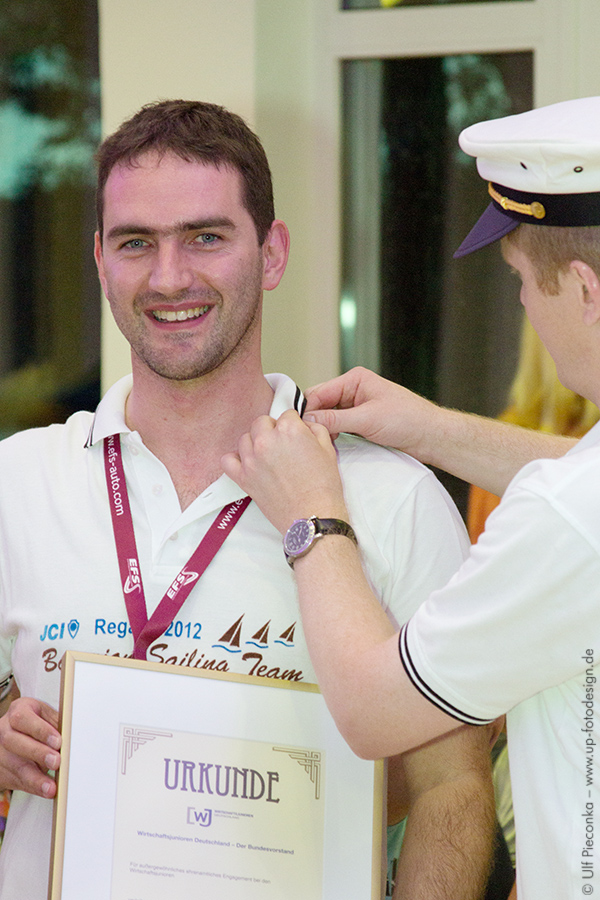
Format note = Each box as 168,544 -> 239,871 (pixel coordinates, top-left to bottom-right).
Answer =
284,519 -> 316,556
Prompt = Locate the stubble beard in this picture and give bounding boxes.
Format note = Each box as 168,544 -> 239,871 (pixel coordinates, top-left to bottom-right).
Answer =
109,272 -> 264,383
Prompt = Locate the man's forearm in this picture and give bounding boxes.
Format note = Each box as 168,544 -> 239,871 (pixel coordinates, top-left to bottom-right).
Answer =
305,368 -> 575,496
391,724 -> 496,900
392,768 -> 495,900
418,407 -> 574,497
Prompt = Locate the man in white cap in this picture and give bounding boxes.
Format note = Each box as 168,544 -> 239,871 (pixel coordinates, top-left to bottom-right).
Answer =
223,96 -> 600,899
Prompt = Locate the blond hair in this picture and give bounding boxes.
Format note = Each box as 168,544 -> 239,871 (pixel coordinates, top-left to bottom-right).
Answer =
503,223 -> 600,295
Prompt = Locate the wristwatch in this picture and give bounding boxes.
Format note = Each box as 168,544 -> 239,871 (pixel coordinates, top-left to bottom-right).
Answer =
283,516 -> 357,568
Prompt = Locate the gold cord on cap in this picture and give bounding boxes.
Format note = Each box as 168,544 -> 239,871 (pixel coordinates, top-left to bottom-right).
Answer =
488,183 -> 546,220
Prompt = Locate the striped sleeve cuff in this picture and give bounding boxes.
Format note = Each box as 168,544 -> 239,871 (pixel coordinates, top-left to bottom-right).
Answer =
398,623 -> 496,726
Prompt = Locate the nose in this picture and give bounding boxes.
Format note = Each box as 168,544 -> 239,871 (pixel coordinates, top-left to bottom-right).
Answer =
148,241 -> 194,296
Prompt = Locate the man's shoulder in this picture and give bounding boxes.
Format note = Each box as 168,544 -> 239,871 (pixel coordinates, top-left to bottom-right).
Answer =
335,432 -> 433,490
334,434 -> 469,613
0,409 -> 95,465
512,426 -> 600,495
334,431 -> 465,534
507,433 -> 600,535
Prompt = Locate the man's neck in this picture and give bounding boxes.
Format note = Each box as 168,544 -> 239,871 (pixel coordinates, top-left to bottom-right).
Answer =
126,359 -> 274,510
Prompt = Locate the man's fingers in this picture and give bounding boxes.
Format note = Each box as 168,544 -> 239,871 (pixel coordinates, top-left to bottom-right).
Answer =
6,698 -> 60,750
221,450 -> 241,480
2,727 -> 60,775
2,715 -> 61,773
0,751 -> 57,798
304,409 -> 342,439
302,418 -> 337,450
248,414 -> 277,441
269,412 -> 335,454
0,697 -> 61,797
36,700 -> 60,740
272,409 -> 303,431
305,367 -> 371,413
222,418 -> 278,487
305,378 -> 348,413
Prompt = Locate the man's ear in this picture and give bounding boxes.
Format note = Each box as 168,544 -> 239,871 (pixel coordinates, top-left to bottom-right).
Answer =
94,231 -> 107,295
261,220 -> 290,291
570,260 -> 600,326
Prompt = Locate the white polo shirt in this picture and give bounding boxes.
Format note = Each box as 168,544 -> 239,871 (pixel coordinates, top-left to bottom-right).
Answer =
0,372 -> 469,900
401,421 -> 600,900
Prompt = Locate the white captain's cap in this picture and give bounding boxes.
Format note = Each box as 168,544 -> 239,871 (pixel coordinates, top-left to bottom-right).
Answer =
454,96 -> 600,258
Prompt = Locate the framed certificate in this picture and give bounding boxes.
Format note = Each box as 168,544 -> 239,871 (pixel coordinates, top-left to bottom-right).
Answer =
50,651 -> 385,899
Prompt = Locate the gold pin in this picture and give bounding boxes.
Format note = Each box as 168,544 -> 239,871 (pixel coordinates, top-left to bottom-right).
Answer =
488,183 -> 546,220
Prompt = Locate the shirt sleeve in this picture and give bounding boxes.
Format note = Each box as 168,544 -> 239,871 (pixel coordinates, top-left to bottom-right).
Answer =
399,476 -> 600,723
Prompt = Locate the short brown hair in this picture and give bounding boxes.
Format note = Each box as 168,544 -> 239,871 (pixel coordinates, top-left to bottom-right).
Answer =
503,223 -> 600,294
95,99 -> 275,244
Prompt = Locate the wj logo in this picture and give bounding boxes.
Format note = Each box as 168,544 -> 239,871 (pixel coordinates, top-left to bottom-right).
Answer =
187,807 -> 212,827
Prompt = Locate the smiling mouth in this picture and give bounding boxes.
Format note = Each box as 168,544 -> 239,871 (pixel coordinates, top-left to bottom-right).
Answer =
152,305 -> 210,323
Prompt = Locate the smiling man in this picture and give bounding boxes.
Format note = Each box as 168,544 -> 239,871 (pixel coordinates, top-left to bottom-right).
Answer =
0,100 -> 496,899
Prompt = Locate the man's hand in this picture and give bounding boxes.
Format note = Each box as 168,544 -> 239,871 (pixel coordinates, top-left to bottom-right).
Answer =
305,367 -> 439,460
0,697 -> 61,798
222,410 -> 349,534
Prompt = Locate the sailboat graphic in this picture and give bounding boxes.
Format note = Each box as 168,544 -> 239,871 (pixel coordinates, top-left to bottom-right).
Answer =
213,615 -> 244,653
274,622 -> 296,648
246,620 -> 270,649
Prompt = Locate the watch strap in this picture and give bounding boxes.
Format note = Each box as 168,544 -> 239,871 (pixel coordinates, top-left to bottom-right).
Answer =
314,517 -> 357,541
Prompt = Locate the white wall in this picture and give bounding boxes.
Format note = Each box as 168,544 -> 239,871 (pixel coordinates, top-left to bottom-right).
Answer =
255,1 -> 342,389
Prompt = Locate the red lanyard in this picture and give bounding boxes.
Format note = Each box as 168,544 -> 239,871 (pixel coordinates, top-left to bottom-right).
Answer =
104,434 -> 250,660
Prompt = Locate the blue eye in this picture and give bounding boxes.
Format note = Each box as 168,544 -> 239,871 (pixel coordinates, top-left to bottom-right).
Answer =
124,238 -> 147,249
196,233 -> 219,245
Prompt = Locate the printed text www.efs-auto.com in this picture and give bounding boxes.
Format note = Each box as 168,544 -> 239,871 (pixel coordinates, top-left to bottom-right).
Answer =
582,650 -> 596,895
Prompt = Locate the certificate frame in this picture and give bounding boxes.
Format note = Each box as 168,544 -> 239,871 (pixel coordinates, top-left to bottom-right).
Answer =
50,651 -> 385,900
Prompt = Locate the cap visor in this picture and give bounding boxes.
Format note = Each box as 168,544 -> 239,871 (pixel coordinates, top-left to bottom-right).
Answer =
453,202 -> 520,259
